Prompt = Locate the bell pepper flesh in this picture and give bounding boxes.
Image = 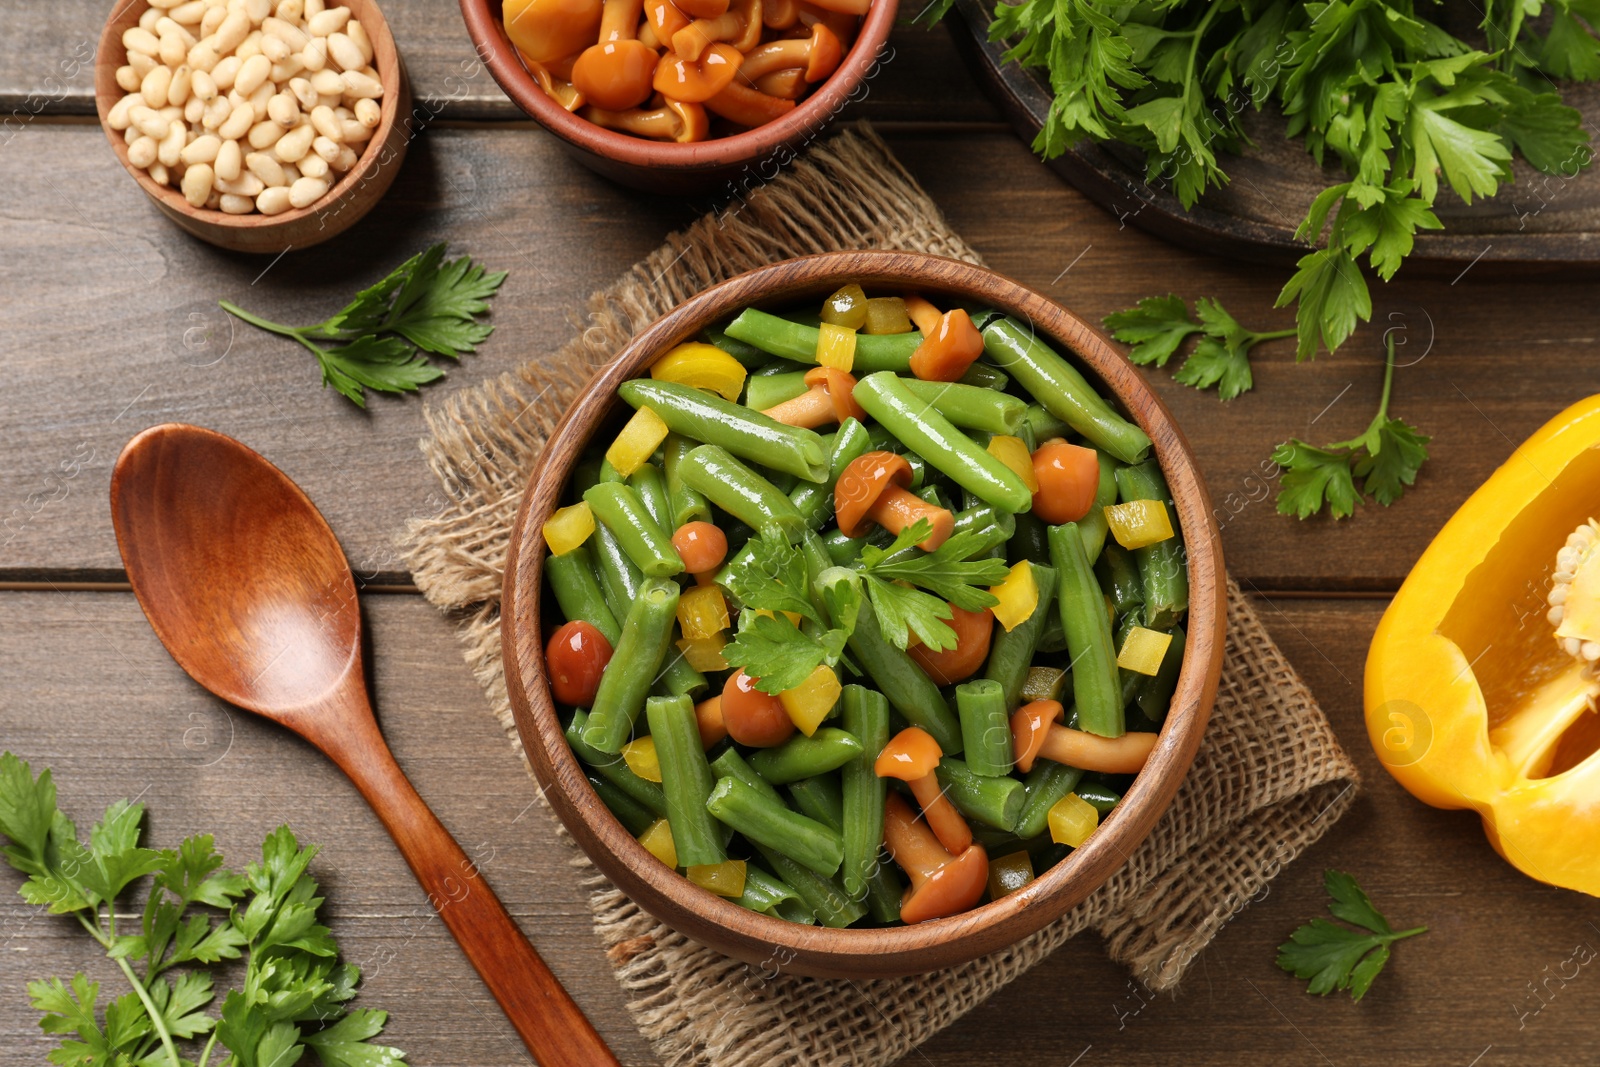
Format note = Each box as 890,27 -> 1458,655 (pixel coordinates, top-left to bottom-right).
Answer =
677,583 -> 730,640
986,850 -> 1034,899
606,406 -> 670,478
1104,499 -> 1174,550
1116,626 -> 1173,676
542,501 -> 595,555
815,322 -> 857,372
779,663 -> 841,736
676,632 -> 729,672
638,818 -> 678,868
1366,394 -> 1600,897
987,435 -> 1040,493
650,342 -> 748,402
1047,793 -> 1099,848
622,736 -> 663,782
988,560 -> 1039,632
686,859 -> 747,897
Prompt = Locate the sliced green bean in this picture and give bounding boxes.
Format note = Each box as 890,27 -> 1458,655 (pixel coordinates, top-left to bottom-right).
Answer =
1074,783 -> 1122,816
791,417 -> 873,530
661,433 -> 712,528
854,372 -> 1033,513
1077,450 -> 1120,566
701,324 -> 771,369
748,728 -> 861,785
545,545 -> 622,646
588,774 -> 657,836
652,637 -> 708,699
788,774 -> 845,831
598,458 -> 626,483
566,710 -> 668,818
980,317 -> 1152,465
1115,460 -> 1189,629
1096,542 -> 1145,619
706,776 -> 843,878
590,520 -> 643,622
724,307 -> 922,373
936,757 -> 1025,831
897,378 -> 1027,436
954,679 -> 1013,778
745,371 -> 809,412
840,684 -> 889,903
754,844 -> 866,928
1049,523 -> 1124,739
709,746 -> 785,804
1023,402 -> 1072,443
646,694 -> 724,867
983,563 -> 1059,712
627,463 -> 671,531
619,378 -> 828,483
959,361 -> 1010,391
581,578 -> 681,754
1014,761 -> 1085,839
679,444 -> 808,542
734,863 -> 810,922
1135,623 -> 1185,724
584,482 -> 683,578
822,528 -> 865,567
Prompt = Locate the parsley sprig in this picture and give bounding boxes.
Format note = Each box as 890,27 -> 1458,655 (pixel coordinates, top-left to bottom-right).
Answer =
721,531 -> 851,693
0,752 -> 406,1067
856,520 -> 1008,651
221,243 -> 506,407
1104,295 -> 1295,400
1277,869 -> 1427,1002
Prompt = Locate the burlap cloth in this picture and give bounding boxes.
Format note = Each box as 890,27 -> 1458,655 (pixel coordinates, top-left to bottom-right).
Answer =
400,123 -> 1360,1067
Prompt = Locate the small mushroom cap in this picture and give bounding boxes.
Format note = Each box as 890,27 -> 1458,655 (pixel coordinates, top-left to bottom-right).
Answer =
804,21 -> 843,82
1011,699 -> 1064,773
900,844 -> 990,924
875,725 -> 942,780
654,42 -> 742,102
835,450 -> 911,537
571,39 -> 658,110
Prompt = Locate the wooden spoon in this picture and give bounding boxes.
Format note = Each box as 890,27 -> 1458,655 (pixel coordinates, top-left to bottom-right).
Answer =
110,423 -> 619,1067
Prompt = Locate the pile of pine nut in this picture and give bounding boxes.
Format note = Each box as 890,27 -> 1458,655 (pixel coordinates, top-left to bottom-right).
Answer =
104,0 -> 386,216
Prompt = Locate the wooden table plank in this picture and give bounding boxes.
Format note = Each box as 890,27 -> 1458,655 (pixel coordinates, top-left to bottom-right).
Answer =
3,590 -> 1596,1066
6,123 -> 1600,591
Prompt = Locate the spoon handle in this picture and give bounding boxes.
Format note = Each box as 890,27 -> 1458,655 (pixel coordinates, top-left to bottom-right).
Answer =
333,717 -> 621,1067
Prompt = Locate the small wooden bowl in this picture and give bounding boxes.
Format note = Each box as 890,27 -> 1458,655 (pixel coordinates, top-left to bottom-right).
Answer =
458,0 -> 896,195
94,0 -> 411,253
503,250 -> 1226,978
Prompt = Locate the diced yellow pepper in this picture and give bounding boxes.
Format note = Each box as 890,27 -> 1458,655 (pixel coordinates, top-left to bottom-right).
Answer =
779,664 -> 841,736
677,584 -> 730,640
1104,499 -> 1175,549
987,850 -> 1035,899
1117,626 -> 1174,676
638,818 -> 677,868
676,632 -> 729,672
542,501 -> 595,556
1021,665 -> 1066,703
1048,793 -> 1100,848
606,406 -> 669,478
649,342 -> 748,402
986,435 -> 1039,493
988,560 -> 1039,632
621,736 -> 663,783
815,322 -> 857,372
820,284 -> 868,330
686,859 -> 747,898
861,296 -> 912,335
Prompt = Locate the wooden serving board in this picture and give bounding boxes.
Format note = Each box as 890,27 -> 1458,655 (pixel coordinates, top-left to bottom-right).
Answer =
951,0 -> 1600,269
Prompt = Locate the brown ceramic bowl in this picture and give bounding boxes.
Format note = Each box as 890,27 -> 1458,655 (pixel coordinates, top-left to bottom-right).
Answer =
502,250 -> 1226,978
459,0 -> 896,195
95,0 -> 411,253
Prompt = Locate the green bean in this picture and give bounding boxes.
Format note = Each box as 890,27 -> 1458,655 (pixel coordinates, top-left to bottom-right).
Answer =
983,563 -> 1059,713
748,728 -> 861,785
679,444 -> 808,542
706,776 -> 843,877
1115,460 -> 1190,629
1049,523 -> 1124,739
822,528 -> 865,567
897,378 -> 1027,436
566,710 -> 668,817
866,421 -> 901,451
1020,665 -> 1067,704
1036,609 -> 1066,653
626,463 -> 671,532
751,356 -> 811,376
590,520 -> 643,622
724,307 -> 922,373
817,568 -> 964,754
840,685 -> 889,903
701,324 -> 771,369
853,372 -> 1033,513
791,417 -> 873,530
652,638 -> 708,699
581,578 -> 681,754
1135,623 -> 1185,724
734,863 -> 810,922
936,757 -> 1025,831
709,746 -> 785,804
1096,543 -> 1145,619
1074,783 -> 1122,816
619,378 -> 828,483
753,844 -> 866,928
1008,511 -> 1051,565
588,774 -> 657,836
1023,402 -> 1072,444
954,679 -> 1012,778
661,433 -> 712,528
959,361 -> 1010,391
1077,450 -> 1120,566
980,317 -> 1152,465
572,457 -> 604,496
645,694 -> 724,867
788,774 -> 845,830
1014,762 -> 1086,839
598,458 -> 626,483
584,482 -> 683,578
745,370 -> 809,412
545,545 -> 622,646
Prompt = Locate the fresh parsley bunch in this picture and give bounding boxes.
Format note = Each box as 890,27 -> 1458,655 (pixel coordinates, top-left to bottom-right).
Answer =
0,752 -> 406,1067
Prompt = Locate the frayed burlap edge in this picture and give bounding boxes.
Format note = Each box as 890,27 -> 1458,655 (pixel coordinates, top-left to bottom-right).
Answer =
400,122 -> 1360,1067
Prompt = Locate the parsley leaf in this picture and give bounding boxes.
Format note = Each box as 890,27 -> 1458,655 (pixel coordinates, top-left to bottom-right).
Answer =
721,610 -> 847,694
1101,294 -> 1203,368
1106,296 -> 1294,399
850,520 -> 1007,650
720,529 -> 822,626
1272,440 -> 1362,520
221,243 -> 505,407
1277,869 -> 1426,1001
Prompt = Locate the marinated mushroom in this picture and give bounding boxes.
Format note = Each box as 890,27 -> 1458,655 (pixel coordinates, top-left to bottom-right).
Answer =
1010,699 -> 1158,774
737,21 -> 841,82
653,42 -> 743,102
883,792 -> 989,924
834,450 -> 955,552
571,0 -> 658,110
875,726 -> 971,855
504,0 -> 604,64
761,367 -> 865,429
583,97 -> 709,141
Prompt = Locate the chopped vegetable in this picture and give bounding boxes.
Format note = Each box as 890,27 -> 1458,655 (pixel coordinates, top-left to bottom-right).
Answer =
677,632 -> 730,671
721,669 -> 798,747
816,322 -> 857,372
1277,870 -> 1427,1002
1116,626 -> 1173,676
1031,440 -> 1099,524
988,850 -> 1035,898
606,406 -> 671,478
650,341 -> 748,401
988,435 -> 1039,492
543,501 -> 596,555
622,736 -> 664,782
686,860 -> 748,898
677,583 -> 731,639
821,284 -> 868,329
1047,793 -> 1099,848
778,663 -> 842,736
546,619 -> 613,706
910,308 -> 985,382
671,520 -> 728,576
638,818 -> 679,868
988,560 -> 1038,633
1105,500 -> 1174,550
862,296 -> 912,335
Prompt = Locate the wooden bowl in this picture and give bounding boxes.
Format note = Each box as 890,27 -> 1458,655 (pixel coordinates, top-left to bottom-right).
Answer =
458,0 -> 896,195
502,250 -> 1226,978
94,0 -> 411,253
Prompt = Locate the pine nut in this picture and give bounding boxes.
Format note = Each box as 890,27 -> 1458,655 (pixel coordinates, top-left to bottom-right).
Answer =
308,6 -> 350,36
214,10 -> 251,52
234,52 -> 271,95
274,122 -> 315,162
181,162 -> 215,207
159,28 -> 189,66
353,97 -> 379,128
247,118 -> 286,148
158,120 -> 187,167
216,171 -> 266,196
305,0 -> 325,17
108,93 -> 143,130
326,31 -> 363,72
263,18 -> 309,50
346,20 -> 372,63
245,150 -> 287,185
128,135 -> 159,168
219,100 -> 255,139
210,53 -> 241,89
276,0 -> 305,20
310,104 -> 342,141
256,186 -> 293,214
288,175 -> 329,207
140,64 -> 173,108
201,5 -> 227,35
311,133 -> 340,161
202,94 -> 231,128
184,95 -> 205,122
140,7 -> 164,31
192,68 -> 218,101
124,27 -> 161,56
331,144 -> 357,171
245,0 -> 273,22
300,37 -> 327,71
340,69 -> 381,99
131,106 -> 170,139
309,68 -> 344,95
215,137 -> 243,180
267,90 -> 299,127
149,161 -> 169,185
262,33 -> 291,62
289,77 -> 317,109
181,132 -> 221,164
297,151 -> 329,179
172,1 -> 208,25
339,118 -> 371,143
220,192 -> 255,214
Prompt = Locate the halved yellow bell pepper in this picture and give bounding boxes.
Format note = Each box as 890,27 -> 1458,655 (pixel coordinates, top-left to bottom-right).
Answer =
1366,395 -> 1600,897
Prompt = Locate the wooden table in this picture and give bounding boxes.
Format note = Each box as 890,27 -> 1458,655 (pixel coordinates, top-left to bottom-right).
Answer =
4,5 -> 1598,1064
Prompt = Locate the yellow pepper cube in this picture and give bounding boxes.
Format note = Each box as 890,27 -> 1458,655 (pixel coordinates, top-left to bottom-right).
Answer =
606,406 -> 669,478
621,736 -> 663,783
1021,665 -> 1066,703
815,322 -> 857,372
987,850 -> 1035,899
988,560 -> 1039,632
1048,793 -> 1100,848
779,664 -> 841,736
638,818 -> 677,868
676,632 -> 729,672
542,501 -> 595,556
986,435 -> 1039,492
1104,499 -> 1175,549
1116,626 -> 1174,676
862,296 -> 912,335
649,342 -> 748,402
686,859 -> 747,898
677,584 -> 730,640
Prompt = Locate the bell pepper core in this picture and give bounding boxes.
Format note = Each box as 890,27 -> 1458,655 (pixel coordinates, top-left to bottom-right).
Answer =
834,450 -> 955,552
542,501 -> 595,555
875,726 -> 972,855
736,21 -> 842,82
883,792 -> 989,924
570,0 -> 656,110
1011,701 -> 1158,774
762,367 -> 865,429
